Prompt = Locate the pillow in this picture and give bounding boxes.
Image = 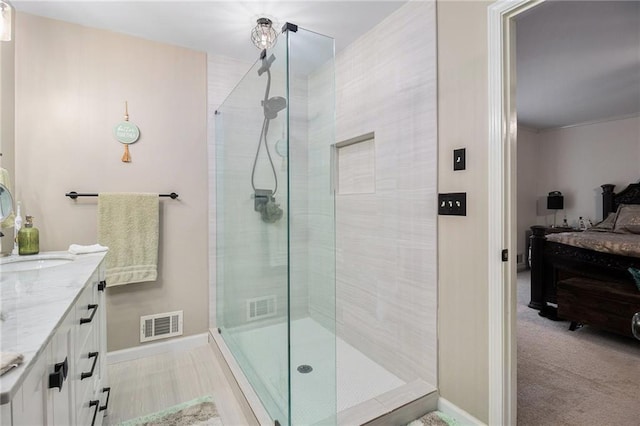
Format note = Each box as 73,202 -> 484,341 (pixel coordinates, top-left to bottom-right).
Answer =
613,204 -> 640,234
588,211 -> 618,232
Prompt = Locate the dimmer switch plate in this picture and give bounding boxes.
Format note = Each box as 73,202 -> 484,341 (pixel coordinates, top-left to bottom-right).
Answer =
438,192 -> 467,216
453,148 -> 466,171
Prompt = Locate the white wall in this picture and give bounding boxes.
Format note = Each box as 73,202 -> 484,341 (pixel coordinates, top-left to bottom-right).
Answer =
516,127 -> 543,264
517,116 -> 640,256
14,13 -> 208,351
535,116 -> 640,225
330,0 -> 438,385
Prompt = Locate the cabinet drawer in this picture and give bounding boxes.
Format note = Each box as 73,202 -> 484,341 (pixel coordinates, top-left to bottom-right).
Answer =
77,350 -> 101,400
76,285 -> 99,351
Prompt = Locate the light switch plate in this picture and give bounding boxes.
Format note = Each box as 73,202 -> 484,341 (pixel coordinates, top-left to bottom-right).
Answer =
454,148 -> 466,171
438,192 -> 467,216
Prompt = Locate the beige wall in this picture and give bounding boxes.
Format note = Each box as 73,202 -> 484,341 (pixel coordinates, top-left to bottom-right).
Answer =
437,0 -> 493,422
14,13 -> 208,351
0,10 -> 15,254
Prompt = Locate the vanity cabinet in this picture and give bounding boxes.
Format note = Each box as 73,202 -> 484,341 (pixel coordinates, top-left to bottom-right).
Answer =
1,256 -> 109,425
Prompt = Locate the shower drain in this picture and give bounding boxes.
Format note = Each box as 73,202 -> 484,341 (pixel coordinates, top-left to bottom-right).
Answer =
297,364 -> 313,374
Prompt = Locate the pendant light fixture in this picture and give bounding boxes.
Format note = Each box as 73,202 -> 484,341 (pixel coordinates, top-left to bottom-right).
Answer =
251,18 -> 277,50
0,0 -> 12,42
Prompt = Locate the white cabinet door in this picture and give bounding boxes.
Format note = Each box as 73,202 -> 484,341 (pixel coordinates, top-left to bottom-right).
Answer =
0,402 -> 10,424
12,340 -> 49,425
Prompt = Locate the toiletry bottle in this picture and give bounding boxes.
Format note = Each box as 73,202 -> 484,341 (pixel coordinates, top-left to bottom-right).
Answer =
578,216 -> 586,231
12,201 -> 22,255
562,217 -> 568,228
18,215 -> 39,255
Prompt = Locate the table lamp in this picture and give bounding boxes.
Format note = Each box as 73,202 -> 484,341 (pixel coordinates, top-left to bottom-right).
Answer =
547,191 -> 564,227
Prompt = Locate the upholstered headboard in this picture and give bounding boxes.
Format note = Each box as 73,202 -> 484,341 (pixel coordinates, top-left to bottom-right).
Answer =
602,180 -> 640,218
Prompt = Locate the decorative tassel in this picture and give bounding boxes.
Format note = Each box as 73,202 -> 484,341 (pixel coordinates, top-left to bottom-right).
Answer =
122,144 -> 131,162
121,101 -> 131,163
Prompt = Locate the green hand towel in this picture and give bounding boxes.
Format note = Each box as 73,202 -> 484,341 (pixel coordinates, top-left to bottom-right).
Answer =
98,193 -> 159,287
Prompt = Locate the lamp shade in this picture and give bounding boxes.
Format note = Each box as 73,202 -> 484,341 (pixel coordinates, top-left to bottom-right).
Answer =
547,191 -> 564,210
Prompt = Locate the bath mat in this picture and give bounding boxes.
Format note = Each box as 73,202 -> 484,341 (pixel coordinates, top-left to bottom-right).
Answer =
119,395 -> 223,426
407,410 -> 458,426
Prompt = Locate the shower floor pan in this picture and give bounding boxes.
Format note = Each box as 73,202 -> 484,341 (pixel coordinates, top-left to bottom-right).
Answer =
211,317 -> 437,425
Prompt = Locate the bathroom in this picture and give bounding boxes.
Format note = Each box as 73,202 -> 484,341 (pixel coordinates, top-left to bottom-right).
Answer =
0,1 -> 488,425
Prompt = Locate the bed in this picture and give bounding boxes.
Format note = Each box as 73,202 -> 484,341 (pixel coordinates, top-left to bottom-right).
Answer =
528,181 -> 640,338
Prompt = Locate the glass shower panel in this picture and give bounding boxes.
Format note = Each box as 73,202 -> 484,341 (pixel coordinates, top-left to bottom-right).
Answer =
215,36 -> 290,425
216,25 -> 336,426
288,27 -> 336,426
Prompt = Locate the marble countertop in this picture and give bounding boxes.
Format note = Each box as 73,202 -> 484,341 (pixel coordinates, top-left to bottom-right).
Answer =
0,251 -> 106,404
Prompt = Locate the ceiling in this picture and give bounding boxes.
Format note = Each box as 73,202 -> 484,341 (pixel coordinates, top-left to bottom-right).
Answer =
11,1 -> 408,64
516,1 -> 640,130
11,1 -> 640,130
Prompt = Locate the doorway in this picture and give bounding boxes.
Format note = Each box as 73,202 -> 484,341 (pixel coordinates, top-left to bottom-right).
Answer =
489,1 -> 640,424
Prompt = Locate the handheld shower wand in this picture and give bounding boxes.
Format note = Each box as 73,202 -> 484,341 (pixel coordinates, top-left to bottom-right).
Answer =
251,53 -> 286,223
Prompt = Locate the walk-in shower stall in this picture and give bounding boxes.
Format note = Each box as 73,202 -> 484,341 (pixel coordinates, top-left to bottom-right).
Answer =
215,25 -> 337,426
213,18 -> 438,426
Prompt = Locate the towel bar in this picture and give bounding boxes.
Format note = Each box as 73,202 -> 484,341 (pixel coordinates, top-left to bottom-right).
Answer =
65,191 -> 179,199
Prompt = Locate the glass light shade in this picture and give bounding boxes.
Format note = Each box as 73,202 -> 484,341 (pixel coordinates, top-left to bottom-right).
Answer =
251,18 -> 277,50
0,1 -> 11,42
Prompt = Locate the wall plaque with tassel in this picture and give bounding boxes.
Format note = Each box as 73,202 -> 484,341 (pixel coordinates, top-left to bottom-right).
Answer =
113,101 -> 140,162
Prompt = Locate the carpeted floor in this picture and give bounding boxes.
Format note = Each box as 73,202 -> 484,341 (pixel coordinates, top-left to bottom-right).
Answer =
118,395 -> 222,426
517,271 -> 640,425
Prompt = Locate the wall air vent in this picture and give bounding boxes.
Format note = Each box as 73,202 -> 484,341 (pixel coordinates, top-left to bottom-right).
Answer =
140,310 -> 183,343
246,295 -> 276,322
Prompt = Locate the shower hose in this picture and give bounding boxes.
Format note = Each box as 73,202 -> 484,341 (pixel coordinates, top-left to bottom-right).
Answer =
251,66 -> 278,196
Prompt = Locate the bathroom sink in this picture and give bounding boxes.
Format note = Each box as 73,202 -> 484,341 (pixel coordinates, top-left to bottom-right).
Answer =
0,254 -> 75,273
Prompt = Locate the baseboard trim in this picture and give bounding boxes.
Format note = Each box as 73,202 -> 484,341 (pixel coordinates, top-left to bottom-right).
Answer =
437,397 -> 486,426
107,333 -> 209,365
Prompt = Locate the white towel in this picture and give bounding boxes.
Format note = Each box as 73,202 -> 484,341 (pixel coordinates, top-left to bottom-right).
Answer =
68,243 -> 109,255
0,352 -> 24,376
97,193 -> 159,287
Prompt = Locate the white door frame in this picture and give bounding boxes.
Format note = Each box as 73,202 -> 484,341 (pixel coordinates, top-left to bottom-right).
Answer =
487,0 -> 545,424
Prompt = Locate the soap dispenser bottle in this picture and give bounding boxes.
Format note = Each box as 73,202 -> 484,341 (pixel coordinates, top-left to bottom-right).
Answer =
18,215 -> 39,255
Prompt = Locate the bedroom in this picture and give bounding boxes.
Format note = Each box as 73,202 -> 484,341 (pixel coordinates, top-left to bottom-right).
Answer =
514,1 -> 640,424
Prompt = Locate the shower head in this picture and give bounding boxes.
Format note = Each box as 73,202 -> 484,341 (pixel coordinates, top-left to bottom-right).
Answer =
257,54 -> 276,76
263,96 -> 287,119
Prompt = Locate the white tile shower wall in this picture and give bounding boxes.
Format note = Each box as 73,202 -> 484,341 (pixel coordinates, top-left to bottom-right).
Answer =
207,53 -> 253,330
208,53 -> 311,330
309,1 -> 438,384
307,57 -> 338,331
